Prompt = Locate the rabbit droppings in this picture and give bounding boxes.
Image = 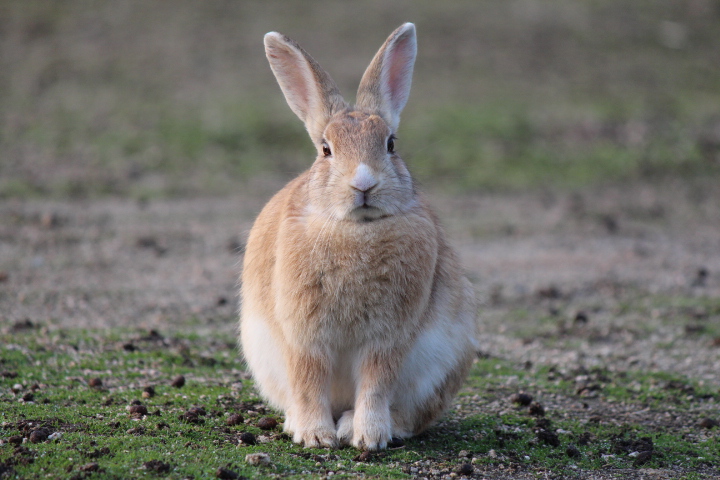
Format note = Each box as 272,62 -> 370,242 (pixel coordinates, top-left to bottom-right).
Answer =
240,23 -> 480,451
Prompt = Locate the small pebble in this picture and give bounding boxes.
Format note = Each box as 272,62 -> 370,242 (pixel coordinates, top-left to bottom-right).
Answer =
48,432 -> 63,441
171,375 -> 186,388
226,413 -> 244,426
257,417 -> 277,430
457,450 -> 470,458
239,432 -> 256,445
245,452 -> 271,466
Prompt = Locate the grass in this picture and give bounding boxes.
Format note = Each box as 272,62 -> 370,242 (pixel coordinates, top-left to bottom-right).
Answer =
1,1 -> 720,199
2,326 -> 719,479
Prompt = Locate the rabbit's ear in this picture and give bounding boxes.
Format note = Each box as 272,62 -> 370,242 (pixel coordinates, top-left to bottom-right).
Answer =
264,32 -> 347,143
356,23 -> 417,132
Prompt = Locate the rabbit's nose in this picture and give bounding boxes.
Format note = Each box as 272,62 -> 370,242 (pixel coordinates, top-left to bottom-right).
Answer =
349,163 -> 378,193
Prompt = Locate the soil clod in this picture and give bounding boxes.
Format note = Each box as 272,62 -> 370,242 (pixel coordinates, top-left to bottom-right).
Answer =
238,432 -> 256,445
633,450 -> 653,467
574,311 -> 589,324
28,429 -> 49,443
171,375 -> 186,388
699,418 -> 719,429
566,444 -> 581,458
226,413 -> 244,426
127,404 -> 148,416
216,466 -> 239,479
187,406 -> 206,416
179,412 -> 204,424
256,417 -> 277,430
354,451 -> 372,462
142,385 -> 155,398
143,460 -> 171,473
510,392 -> 533,406
528,401 -> 545,416
536,429 -> 560,447
79,462 -> 99,472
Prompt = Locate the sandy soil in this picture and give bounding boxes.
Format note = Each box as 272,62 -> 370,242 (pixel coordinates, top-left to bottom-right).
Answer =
1,178 -> 719,381
2,177 -> 720,478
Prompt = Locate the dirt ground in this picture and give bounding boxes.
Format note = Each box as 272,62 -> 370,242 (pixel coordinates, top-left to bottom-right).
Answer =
2,177 -> 719,378
2,177 -> 720,479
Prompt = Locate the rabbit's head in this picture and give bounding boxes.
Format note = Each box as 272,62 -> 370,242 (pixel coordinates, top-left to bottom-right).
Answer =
264,24 -> 417,223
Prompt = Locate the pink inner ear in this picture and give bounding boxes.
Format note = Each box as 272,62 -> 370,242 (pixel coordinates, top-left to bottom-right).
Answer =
385,34 -> 414,113
268,45 -> 311,118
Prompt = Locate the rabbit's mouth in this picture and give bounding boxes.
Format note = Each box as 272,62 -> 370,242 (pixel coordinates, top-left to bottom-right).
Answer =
350,204 -> 387,223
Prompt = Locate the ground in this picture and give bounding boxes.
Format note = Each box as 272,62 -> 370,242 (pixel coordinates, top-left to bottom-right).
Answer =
1,177 -> 719,479
1,2 -> 720,477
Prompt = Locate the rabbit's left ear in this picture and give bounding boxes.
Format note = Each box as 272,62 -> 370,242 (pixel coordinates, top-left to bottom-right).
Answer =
264,32 -> 347,143
356,23 -> 417,132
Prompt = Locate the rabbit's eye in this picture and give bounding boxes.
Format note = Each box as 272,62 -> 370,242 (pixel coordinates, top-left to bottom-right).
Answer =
321,142 -> 332,157
387,136 -> 395,154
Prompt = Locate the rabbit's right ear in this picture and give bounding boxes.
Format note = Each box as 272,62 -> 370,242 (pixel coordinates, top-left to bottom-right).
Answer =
356,23 -> 417,132
264,32 -> 347,143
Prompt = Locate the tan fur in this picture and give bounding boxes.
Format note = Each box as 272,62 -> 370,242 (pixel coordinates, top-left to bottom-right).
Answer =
240,23 -> 479,450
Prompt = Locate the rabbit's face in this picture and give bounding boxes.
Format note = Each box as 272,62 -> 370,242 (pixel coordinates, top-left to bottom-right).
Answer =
307,110 -> 415,223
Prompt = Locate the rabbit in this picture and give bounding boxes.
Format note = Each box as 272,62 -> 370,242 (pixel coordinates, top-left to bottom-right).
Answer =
240,22 -> 479,451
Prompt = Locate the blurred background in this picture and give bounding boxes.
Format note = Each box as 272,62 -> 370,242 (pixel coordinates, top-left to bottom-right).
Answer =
1,0 -> 719,199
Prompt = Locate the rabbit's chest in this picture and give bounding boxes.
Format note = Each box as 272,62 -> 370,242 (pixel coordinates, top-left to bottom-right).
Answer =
279,229 -> 437,341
